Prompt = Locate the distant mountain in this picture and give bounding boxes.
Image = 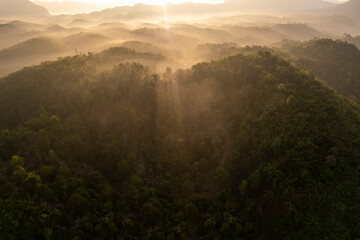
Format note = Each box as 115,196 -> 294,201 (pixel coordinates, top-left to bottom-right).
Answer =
0,0 -> 49,17
0,20 -> 46,49
59,1 -> 338,24
4,20 -> 46,30
45,24 -> 66,32
33,1 -> 106,15
0,37 -> 65,61
35,0 -> 336,19
0,37 -> 66,75
88,3 -> 221,20
224,0 -> 334,10
62,32 -> 111,48
272,23 -> 325,40
331,0 -> 360,23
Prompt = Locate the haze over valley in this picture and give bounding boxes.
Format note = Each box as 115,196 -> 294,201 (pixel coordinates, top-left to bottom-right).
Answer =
0,0 -> 359,76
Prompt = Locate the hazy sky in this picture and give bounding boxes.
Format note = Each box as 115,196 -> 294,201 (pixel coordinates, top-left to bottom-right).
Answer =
31,0 -> 348,15
33,0 -> 224,6
32,0 -> 347,4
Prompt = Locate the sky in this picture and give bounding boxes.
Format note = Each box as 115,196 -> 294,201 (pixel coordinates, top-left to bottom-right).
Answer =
32,0 -> 224,14
31,0 -> 348,15
33,0 -> 347,4
34,0 -> 224,6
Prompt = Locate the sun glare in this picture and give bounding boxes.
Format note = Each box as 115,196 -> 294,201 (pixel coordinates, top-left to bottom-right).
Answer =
162,4 -> 170,29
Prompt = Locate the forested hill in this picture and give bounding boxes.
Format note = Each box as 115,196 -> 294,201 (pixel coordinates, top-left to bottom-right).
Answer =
193,39 -> 360,101
0,52 -> 360,239
281,39 -> 360,100
0,47 -> 168,129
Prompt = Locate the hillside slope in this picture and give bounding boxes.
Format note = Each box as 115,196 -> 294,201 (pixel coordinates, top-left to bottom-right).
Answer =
0,37 -> 65,60
0,52 -> 359,239
281,39 -> 360,99
0,37 -> 66,76
190,39 -> 360,101
0,0 -> 49,17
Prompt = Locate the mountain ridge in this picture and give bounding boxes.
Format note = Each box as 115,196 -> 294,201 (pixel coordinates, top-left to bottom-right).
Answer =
324,0 -> 360,24
0,0 -> 49,17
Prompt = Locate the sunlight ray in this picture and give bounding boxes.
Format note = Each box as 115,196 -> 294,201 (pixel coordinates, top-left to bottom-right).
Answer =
162,3 -> 170,30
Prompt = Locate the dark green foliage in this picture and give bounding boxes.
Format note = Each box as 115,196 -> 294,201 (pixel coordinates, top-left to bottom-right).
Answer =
0,51 -> 359,239
281,38 -> 360,99
196,39 -> 360,105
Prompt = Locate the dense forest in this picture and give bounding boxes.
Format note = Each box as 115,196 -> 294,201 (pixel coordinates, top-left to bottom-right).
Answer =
281,39 -> 360,100
1,48 -> 360,239
190,39 -> 360,103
